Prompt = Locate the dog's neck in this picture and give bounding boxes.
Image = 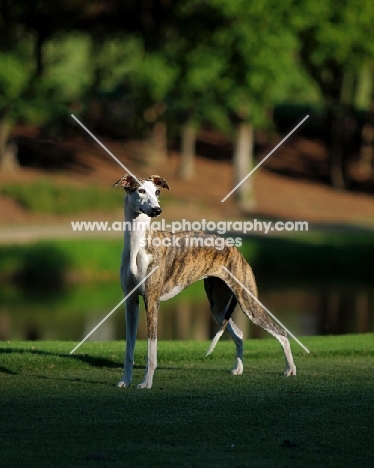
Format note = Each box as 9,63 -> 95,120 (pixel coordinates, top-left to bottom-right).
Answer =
123,195 -> 151,273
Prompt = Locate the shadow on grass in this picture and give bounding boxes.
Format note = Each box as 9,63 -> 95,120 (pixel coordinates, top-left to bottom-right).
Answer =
0,347 -> 123,386
0,347 -> 121,368
0,346 -> 187,371
0,347 -> 253,385
0,365 -> 18,375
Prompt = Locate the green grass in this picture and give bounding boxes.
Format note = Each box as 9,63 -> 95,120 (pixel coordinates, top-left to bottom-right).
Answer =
0,180 -> 121,215
0,179 -> 176,216
1,335 -> 373,468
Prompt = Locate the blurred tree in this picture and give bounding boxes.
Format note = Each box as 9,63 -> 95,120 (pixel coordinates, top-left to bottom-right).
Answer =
83,1 -> 178,164
166,0 -> 300,206
0,0 -> 142,170
0,47 -> 29,171
293,0 -> 374,188
0,0 -> 93,171
130,51 -> 177,163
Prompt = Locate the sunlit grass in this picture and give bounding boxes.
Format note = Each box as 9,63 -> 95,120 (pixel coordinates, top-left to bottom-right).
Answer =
0,335 -> 373,468
0,180 -> 120,215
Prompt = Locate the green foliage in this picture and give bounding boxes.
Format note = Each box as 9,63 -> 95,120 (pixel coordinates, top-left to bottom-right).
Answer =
0,336 -> 373,467
44,34 -> 92,101
0,239 -> 123,282
0,181 -> 121,215
241,232 -> 374,280
133,53 -> 178,103
2,0 -> 374,141
1,233 -> 374,287
0,50 -> 31,104
292,0 -> 374,104
164,0 -> 320,130
91,37 -> 143,94
0,36 -> 74,126
294,0 -> 374,67
18,243 -> 71,288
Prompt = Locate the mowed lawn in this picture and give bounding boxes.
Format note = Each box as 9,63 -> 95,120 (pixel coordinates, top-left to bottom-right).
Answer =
1,335 -> 373,468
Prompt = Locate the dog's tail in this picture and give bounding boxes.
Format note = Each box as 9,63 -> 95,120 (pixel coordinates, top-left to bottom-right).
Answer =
206,295 -> 238,357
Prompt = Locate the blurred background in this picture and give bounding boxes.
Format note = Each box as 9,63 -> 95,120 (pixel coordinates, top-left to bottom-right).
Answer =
0,0 -> 373,343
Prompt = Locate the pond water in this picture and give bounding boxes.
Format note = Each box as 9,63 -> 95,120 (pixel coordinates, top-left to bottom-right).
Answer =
1,276 -> 373,343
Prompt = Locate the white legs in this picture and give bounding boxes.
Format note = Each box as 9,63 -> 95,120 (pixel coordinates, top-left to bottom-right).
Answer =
137,338 -> 157,389
268,330 -> 297,377
118,295 -> 158,390
117,297 -> 139,388
227,320 -> 244,375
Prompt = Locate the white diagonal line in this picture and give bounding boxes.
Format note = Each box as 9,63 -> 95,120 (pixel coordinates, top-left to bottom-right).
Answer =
70,266 -> 159,354
70,114 -> 157,202
221,115 -> 309,202
71,114 -> 135,175
222,266 -> 310,353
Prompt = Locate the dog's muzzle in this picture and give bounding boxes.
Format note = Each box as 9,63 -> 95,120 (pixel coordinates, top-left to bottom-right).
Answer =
150,207 -> 162,217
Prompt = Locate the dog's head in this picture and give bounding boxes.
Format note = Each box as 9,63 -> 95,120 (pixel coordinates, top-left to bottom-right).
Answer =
113,174 -> 170,218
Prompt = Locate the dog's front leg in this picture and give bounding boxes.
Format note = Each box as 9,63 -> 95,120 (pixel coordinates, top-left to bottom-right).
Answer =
137,299 -> 158,389
117,296 -> 139,387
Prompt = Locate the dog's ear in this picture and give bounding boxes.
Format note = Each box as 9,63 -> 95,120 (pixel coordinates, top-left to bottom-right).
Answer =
113,174 -> 139,191
149,175 -> 170,190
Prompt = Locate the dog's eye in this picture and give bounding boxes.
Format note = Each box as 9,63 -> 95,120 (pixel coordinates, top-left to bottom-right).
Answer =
138,189 -> 146,194
155,190 -> 160,196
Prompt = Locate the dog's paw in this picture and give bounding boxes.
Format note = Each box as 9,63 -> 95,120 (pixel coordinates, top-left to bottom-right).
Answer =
116,381 -> 130,388
137,383 -> 150,389
136,381 -> 152,389
136,377 -> 153,389
231,357 -> 243,375
284,365 -> 297,376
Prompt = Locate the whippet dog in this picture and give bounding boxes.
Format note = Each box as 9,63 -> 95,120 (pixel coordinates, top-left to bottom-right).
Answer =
114,174 -> 296,389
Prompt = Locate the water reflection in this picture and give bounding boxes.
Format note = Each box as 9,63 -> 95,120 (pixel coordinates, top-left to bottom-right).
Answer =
0,278 -> 373,342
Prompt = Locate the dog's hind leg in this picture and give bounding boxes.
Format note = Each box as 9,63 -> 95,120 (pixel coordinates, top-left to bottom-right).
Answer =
263,326 -> 296,376
241,294 -> 296,376
247,316 -> 296,376
239,297 -> 296,376
204,277 -> 244,375
220,264 -> 296,376
117,295 -> 139,387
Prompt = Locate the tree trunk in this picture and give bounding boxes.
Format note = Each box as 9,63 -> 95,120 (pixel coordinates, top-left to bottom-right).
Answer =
357,67 -> 374,178
233,121 -> 255,210
35,32 -> 44,77
326,67 -> 357,190
151,120 -> 167,164
144,121 -> 167,167
328,108 -> 349,190
178,120 -> 196,180
359,123 -> 374,178
0,114 -> 18,172
329,117 -> 346,189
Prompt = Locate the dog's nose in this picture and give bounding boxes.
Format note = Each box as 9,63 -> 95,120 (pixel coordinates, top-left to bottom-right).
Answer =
152,207 -> 162,217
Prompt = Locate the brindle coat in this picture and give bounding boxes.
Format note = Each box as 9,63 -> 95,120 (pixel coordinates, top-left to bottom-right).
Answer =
114,174 -> 296,389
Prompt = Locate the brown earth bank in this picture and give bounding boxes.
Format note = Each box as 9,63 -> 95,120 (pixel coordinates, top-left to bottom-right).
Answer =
0,130 -> 373,231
